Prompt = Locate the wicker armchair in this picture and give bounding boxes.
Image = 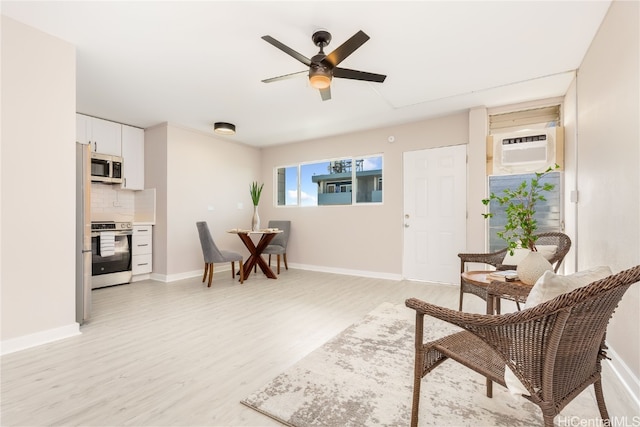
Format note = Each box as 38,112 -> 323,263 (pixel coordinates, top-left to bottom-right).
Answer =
405,264 -> 640,427
458,232 -> 571,310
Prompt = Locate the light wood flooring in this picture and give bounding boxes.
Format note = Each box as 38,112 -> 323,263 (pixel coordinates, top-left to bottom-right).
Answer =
1,269 -> 637,426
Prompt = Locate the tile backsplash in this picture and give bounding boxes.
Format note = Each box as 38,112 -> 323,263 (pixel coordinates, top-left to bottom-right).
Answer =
91,182 -> 135,221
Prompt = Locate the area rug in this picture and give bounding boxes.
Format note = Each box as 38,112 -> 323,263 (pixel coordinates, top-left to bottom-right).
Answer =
241,302 -> 599,426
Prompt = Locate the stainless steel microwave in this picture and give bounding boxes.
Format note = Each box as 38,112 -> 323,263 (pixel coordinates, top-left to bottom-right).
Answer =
91,152 -> 123,184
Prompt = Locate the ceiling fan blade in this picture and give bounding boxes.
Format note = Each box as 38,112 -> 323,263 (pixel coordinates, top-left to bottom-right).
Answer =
333,67 -> 386,83
262,70 -> 307,83
262,35 -> 311,66
324,30 -> 370,67
319,87 -> 331,101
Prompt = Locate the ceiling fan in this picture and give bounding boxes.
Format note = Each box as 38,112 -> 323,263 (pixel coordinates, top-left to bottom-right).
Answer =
261,29 -> 387,101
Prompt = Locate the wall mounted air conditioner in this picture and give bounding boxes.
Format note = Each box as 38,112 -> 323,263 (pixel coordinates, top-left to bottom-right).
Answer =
488,127 -> 563,175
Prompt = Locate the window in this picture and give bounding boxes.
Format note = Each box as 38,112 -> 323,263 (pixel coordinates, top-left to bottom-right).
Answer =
275,166 -> 299,206
489,105 -> 561,134
355,156 -> 383,203
276,155 -> 383,207
486,171 -> 562,251
300,160 -> 330,206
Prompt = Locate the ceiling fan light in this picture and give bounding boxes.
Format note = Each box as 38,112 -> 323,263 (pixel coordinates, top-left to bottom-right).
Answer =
214,122 -> 236,135
309,74 -> 331,89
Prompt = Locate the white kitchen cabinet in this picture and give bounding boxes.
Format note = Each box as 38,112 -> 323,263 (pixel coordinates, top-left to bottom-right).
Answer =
76,114 -> 90,145
132,225 -> 153,276
76,113 -> 122,156
121,125 -> 145,190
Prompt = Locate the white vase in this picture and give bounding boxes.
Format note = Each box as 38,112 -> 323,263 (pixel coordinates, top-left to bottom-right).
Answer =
251,206 -> 260,231
516,251 -> 553,285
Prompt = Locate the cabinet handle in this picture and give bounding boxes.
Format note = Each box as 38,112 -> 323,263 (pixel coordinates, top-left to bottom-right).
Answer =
137,263 -> 149,266
138,229 -> 149,232
137,244 -> 149,247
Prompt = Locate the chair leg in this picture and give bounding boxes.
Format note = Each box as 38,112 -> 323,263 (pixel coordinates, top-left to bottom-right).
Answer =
593,378 -> 610,422
239,260 -> 244,284
276,254 -> 281,274
207,263 -> 214,287
283,253 -> 288,270
410,356 -> 423,427
542,414 -> 555,427
411,312 -> 425,427
458,286 -> 464,311
231,261 -> 236,279
268,254 -> 272,267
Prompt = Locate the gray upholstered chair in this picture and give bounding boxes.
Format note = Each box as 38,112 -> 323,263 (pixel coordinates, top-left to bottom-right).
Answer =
196,221 -> 243,286
261,220 -> 291,274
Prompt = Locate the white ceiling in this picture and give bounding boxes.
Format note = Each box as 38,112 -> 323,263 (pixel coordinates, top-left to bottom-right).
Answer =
2,1 -> 611,147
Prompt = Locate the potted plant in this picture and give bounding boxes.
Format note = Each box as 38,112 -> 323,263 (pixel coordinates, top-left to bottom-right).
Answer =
250,181 -> 264,231
481,164 -> 559,284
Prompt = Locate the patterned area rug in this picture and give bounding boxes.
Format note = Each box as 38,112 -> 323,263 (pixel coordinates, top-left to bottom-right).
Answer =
241,302 -> 599,426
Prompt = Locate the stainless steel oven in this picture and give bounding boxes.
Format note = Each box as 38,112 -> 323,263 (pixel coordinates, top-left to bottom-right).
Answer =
91,221 -> 133,289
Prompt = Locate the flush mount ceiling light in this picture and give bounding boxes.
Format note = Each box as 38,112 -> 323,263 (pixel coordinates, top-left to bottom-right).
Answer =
214,122 -> 236,135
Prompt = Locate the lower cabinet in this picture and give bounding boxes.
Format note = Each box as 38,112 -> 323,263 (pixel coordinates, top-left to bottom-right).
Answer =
132,225 -> 152,277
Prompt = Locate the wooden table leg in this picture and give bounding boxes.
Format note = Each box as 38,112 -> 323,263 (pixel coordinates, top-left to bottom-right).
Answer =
237,233 -> 278,280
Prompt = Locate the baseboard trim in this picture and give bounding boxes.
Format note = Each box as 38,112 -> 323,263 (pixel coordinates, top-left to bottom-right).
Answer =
152,264 -> 402,284
288,263 -> 402,281
1,323 -> 80,356
604,344 -> 640,410
151,266 -> 235,283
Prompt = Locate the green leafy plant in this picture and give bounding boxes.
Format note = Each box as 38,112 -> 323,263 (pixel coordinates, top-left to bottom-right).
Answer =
482,165 -> 559,254
250,181 -> 264,206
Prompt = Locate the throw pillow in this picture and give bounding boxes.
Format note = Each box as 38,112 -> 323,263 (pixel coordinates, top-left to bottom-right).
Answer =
524,265 -> 613,310
501,245 -> 557,266
504,265 -> 613,396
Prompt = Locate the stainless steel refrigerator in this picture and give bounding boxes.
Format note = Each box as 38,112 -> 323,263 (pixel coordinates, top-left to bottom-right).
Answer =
76,142 -> 92,324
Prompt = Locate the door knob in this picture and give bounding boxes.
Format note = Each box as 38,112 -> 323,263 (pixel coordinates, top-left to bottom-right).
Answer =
404,223 -> 410,228
405,214 -> 410,219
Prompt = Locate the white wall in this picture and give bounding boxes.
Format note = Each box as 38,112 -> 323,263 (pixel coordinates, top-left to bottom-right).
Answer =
1,17 -> 78,352
144,124 -> 169,280
260,113 -> 468,277
574,0 -> 640,379
145,123 -> 261,281
563,79 -> 578,273
467,107 -> 488,254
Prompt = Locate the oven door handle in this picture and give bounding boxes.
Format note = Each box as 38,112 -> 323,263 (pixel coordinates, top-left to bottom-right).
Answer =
91,231 -> 132,237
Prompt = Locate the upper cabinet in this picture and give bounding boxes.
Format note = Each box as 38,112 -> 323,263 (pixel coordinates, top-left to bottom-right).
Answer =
121,125 -> 145,190
76,114 -> 122,156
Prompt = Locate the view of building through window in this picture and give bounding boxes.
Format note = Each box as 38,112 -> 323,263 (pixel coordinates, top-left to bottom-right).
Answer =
276,155 -> 383,206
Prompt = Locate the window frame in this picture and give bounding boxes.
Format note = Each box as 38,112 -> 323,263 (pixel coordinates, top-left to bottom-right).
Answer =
274,153 -> 384,207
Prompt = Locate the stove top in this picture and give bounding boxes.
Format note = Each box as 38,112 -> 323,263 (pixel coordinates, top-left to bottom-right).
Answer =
91,221 -> 133,231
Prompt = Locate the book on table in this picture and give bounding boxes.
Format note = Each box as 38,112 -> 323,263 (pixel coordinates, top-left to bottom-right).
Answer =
487,270 -> 519,282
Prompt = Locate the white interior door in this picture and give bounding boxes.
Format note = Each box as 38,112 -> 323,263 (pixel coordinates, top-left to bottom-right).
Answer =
403,145 -> 467,284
